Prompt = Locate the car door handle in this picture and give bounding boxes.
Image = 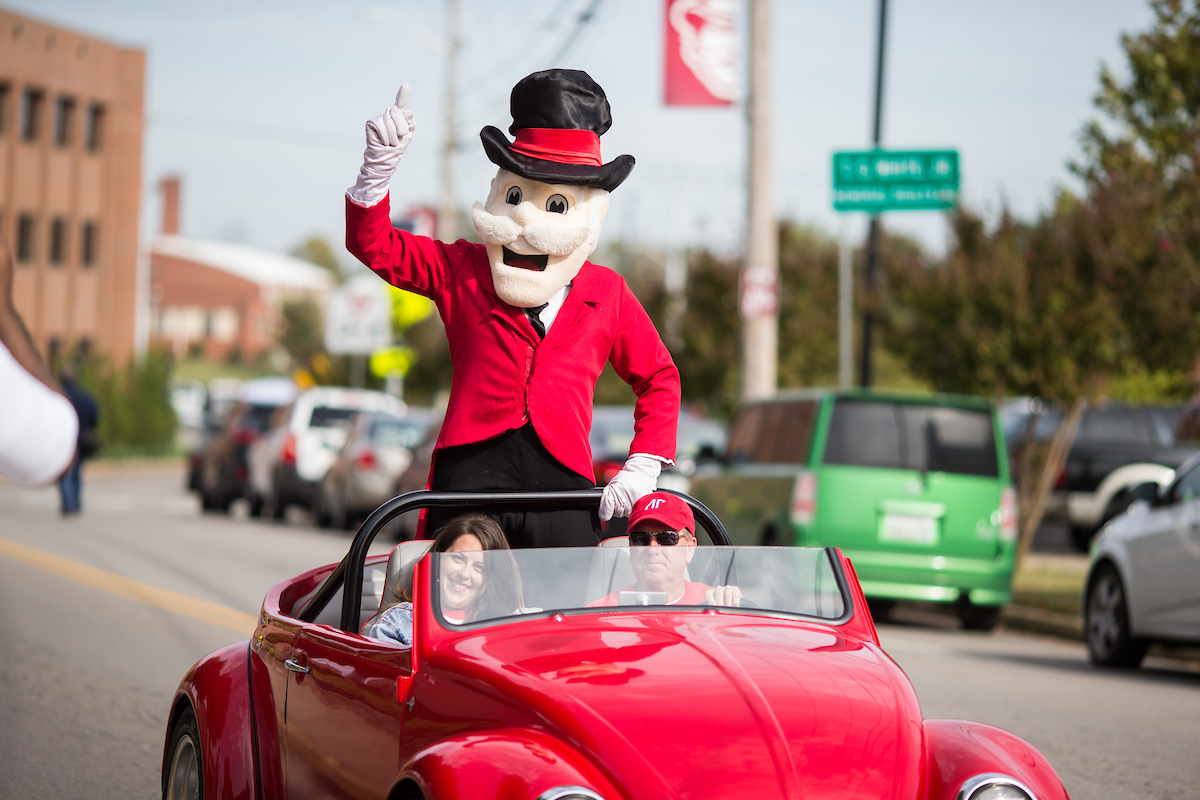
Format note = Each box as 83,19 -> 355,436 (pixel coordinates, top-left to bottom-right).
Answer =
285,657 -> 310,674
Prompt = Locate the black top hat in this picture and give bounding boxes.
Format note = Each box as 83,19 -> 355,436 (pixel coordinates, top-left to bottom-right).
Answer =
480,69 -> 635,193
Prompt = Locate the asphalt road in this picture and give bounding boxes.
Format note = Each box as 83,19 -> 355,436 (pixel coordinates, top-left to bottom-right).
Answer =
1,465 -> 1197,799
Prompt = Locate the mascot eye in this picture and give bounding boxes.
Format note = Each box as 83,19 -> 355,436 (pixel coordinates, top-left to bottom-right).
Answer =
506,186 -> 522,205
546,194 -> 568,214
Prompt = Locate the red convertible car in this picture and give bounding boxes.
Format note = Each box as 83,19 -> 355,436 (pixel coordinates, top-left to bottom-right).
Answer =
163,490 -> 1068,800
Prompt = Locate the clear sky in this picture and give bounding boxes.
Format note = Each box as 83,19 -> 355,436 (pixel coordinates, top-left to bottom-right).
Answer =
7,0 -> 1155,263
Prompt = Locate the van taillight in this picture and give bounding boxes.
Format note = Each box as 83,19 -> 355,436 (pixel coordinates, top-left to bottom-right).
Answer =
791,470 -> 817,526
282,433 -> 297,465
356,450 -> 377,472
999,486 -> 1018,543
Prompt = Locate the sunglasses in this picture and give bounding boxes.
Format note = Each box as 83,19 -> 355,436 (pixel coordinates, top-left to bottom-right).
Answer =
629,530 -> 685,547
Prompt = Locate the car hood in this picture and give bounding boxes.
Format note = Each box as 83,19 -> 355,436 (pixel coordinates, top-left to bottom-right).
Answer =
436,614 -> 923,800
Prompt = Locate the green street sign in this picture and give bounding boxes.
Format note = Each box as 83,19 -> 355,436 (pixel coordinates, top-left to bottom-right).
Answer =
832,149 -> 959,212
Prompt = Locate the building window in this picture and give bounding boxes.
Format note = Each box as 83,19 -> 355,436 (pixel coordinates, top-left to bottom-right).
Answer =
54,95 -> 75,147
20,87 -> 44,142
85,103 -> 105,152
81,221 -> 98,267
16,214 -> 35,263
0,83 -> 10,134
50,218 -> 68,265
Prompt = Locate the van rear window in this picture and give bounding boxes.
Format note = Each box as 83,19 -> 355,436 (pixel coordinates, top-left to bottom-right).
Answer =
823,400 -> 999,477
309,407 -> 358,428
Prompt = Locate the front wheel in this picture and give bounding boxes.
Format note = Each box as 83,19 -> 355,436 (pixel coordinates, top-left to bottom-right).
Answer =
958,600 -> 1002,631
1086,563 -> 1147,668
163,707 -> 203,800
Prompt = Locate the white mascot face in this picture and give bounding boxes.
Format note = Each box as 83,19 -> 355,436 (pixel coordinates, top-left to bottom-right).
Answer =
471,169 -> 610,308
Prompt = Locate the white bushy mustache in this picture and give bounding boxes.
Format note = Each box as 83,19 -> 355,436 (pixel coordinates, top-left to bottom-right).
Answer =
471,203 -> 590,257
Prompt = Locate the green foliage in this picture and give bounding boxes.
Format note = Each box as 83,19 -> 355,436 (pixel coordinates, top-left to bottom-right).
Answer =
883,205 -> 1128,405
290,236 -> 342,277
77,348 -> 177,455
1073,0 -> 1200,374
1107,366 -> 1194,403
279,298 -> 324,368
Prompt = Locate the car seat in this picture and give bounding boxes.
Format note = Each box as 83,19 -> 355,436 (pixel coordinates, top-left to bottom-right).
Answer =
360,539 -> 434,634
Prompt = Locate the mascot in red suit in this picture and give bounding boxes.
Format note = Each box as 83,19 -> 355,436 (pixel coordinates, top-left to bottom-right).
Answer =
346,70 -> 680,547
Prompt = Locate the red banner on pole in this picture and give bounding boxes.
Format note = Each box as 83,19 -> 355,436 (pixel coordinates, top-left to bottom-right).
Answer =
664,0 -> 736,106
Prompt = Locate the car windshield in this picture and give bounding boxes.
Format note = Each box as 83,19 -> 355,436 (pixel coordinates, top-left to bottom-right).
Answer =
823,400 -> 999,477
429,546 -> 847,628
369,418 -> 429,448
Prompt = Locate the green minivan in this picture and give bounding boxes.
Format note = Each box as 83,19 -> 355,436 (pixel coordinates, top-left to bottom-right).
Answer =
689,390 -> 1017,630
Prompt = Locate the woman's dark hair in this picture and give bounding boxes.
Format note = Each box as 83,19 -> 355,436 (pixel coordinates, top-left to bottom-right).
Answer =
431,514 -> 524,620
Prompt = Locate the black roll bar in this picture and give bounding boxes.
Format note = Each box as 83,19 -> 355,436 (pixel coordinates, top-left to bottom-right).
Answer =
295,488 -> 732,632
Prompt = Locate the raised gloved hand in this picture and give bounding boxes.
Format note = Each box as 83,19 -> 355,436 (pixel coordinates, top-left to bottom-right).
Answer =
347,85 -> 416,208
598,454 -> 663,521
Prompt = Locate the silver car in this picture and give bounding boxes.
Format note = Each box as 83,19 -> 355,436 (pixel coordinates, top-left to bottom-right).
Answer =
1083,452 -> 1200,667
314,410 -> 433,530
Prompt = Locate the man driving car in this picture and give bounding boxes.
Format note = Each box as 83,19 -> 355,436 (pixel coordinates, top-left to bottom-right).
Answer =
590,492 -> 742,607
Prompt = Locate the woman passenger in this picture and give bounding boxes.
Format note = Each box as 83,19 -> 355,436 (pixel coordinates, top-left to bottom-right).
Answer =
368,514 -> 522,646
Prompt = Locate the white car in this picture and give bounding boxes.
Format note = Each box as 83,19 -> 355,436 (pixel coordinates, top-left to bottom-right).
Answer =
1083,452 -> 1200,667
246,387 -> 406,520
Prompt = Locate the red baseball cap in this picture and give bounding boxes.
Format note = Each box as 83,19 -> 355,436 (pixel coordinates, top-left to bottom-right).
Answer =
627,492 -> 695,536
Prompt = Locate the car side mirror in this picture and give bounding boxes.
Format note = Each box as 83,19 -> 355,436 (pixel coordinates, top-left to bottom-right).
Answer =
1131,481 -> 1160,505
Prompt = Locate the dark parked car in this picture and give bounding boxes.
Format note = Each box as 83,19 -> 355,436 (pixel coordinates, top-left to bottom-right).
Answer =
1058,404 -> 1196,550
195,378 -> 298,513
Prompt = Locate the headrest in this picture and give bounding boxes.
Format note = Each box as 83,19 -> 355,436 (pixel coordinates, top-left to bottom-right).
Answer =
382,539 -> 435,609
599,536 -> 629,548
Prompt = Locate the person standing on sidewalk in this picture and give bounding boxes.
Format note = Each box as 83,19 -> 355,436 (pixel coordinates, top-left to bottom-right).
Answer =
58,366 -> 99,516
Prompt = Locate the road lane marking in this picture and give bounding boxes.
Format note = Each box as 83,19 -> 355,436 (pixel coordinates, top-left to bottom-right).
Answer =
0,537 -> 259,634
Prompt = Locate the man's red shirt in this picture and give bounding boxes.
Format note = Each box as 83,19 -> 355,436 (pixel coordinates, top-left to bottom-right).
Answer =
346,195 -> 680,480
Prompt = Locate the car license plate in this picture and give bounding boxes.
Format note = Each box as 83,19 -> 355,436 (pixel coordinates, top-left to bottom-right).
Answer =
879,514 -> 938,545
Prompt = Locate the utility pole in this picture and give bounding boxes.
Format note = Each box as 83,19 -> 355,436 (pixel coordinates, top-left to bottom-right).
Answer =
741,0 -> 778,400
859,0 -> 888,388
438,0 -> 460,242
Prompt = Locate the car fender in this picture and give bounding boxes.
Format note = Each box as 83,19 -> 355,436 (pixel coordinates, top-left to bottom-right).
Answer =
395,728 -> 621,800
1067,463 -> 1174,527
921,719 -> 1068,800
165,642 -> 257,800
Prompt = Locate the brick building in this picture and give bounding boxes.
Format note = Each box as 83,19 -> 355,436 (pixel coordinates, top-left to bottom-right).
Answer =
148,176 -> 334,363
0,7 -> 145,363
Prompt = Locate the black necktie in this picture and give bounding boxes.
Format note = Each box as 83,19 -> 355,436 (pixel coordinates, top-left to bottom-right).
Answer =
526,303 -> 548,338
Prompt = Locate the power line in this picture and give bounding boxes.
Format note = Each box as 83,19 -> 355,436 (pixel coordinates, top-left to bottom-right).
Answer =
545,0 -> 605,68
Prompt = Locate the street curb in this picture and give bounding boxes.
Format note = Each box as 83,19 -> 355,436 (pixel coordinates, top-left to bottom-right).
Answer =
1001,604 -> 1082,641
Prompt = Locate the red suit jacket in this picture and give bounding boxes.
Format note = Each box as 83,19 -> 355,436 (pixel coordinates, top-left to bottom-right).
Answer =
346,195 -> 680,481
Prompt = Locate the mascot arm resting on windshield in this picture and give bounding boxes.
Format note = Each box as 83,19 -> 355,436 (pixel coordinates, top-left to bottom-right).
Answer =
345,71 -> 680,546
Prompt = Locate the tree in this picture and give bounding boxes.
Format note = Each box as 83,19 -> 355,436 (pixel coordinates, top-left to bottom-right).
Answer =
290,236 -> 342,278
1076,0 -> 1200,377
278,298 -> 324,368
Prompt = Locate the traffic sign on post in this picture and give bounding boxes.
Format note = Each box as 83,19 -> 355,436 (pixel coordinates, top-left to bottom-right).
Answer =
832,149 -> 959,212
325,273 -> 392,356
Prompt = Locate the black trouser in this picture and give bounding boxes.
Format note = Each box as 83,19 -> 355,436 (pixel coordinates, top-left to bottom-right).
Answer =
427,424 -> 601,549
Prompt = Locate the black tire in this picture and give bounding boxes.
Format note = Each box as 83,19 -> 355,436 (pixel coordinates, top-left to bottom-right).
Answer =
246,493 -> 264,518
1069,525 -> 1095,553
866,598 -> 896,623
313,486 -> 333,529
1086,562 -> 1148,668
958,600 -> 1002,631
269,475 -> 287,521
163,706 -> 203,800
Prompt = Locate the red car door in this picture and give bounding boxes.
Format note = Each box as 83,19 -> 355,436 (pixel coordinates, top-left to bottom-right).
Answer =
284,625 -> 413,799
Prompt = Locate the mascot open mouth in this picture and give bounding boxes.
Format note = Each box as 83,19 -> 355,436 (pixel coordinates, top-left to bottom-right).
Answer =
502,246 -> 549,272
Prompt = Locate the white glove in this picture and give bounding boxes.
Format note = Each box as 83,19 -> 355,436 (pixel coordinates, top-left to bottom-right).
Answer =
347,85 -> 416,208
599,454 -> 663,521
